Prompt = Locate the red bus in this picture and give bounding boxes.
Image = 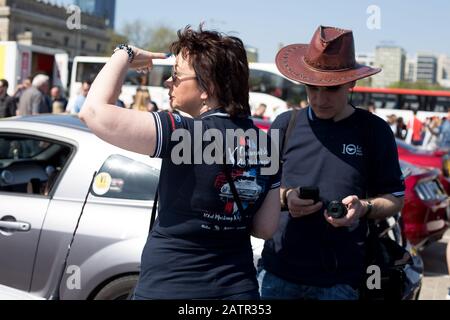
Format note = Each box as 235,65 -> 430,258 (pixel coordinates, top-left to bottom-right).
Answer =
352,86 -> 450,112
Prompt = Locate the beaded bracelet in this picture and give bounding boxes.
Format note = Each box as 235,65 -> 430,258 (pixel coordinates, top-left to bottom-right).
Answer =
113,44 -> 135,63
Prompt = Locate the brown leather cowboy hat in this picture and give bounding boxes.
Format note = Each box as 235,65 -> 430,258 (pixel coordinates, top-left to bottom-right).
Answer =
276,26 -> 381,86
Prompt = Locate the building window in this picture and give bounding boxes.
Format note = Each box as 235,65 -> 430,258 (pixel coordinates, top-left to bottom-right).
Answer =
97,43 -> 101,52
64,37 -> 69,46
81,40 -> 86,49
24,27 -> 32,32
45,32 -> 52,37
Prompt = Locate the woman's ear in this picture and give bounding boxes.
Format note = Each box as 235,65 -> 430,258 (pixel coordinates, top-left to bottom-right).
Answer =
200,91 -> 209,101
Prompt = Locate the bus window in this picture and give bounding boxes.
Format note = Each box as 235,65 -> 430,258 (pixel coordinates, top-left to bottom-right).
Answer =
124,70 -> 147,86
149,65 -> 172,87
75,62 -> 105,82
249,69 -> 306,103
282,79 -> 307,103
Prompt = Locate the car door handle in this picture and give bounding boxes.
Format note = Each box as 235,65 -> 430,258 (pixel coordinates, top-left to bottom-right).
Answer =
0,221 -> 31,232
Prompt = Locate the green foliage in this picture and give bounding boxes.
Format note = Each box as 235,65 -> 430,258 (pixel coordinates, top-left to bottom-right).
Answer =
388,81 -> 450,91
121,21 -> 177,53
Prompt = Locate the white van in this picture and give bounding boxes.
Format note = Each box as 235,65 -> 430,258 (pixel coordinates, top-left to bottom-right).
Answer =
0,41 -> 69,95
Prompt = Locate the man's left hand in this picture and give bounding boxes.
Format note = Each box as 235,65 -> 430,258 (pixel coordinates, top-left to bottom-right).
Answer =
324,195 -> 367,228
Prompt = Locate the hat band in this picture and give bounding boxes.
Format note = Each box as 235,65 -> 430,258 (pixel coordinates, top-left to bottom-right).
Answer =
303,56 -> 356,72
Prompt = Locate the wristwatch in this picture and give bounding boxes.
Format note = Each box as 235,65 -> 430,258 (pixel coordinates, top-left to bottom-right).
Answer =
113,44 -> 135,63
365,200 -> 373,217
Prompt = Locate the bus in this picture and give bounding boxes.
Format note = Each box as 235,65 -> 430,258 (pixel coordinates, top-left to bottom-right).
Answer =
69,57 -> 307,117
71,57 -> 447,121
351,86 -> 449,122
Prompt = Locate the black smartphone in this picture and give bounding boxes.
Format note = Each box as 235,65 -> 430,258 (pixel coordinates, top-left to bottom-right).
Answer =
299,187 -> 320,204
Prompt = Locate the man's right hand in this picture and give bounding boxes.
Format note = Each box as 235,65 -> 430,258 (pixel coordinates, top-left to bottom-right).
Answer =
286,188 -> 323,218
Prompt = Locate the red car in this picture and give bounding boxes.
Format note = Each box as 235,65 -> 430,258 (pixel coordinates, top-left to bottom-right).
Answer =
399,161 -> 449,248
396,139 -> 450,194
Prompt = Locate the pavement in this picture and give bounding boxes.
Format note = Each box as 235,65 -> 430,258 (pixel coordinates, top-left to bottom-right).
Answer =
418,229 -> 450,300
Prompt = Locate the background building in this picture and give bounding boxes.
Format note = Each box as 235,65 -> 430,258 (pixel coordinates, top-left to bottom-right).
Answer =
404,56 -> 417,82
437,54 -> 450,88
75,0 -> 115,29
372,46 -> 406,88
356,53 -> 375,68
416,53 -> 437,84
0,0 -> 110,57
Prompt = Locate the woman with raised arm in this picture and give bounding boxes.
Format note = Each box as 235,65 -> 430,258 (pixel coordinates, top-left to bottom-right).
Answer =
79,26 -> 280,300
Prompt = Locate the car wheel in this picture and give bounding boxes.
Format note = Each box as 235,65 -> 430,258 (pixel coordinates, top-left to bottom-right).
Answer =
93,275 -> 139,300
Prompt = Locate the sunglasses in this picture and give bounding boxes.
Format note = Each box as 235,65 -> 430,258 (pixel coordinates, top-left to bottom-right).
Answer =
171,68 -> 197,83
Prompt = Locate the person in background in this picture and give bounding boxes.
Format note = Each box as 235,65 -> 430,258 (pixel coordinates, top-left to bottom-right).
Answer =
386,114 -> 397,134
13,76 -> 32,104
367,101 -> 376,114
67,80 -> 91,114
253,103 -> 268,120
395,117 -> 408,140
17,74 -> 51,115
408,109 -> 425,146
131,88 -> 158,112
423,117 -> 441,150
50,86 -> 68,114
438,111 -> 450,149
0,79 -> 17,118
299,100 -> 308,109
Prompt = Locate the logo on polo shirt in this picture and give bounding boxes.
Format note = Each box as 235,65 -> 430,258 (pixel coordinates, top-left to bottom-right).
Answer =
342,144 -> 363,156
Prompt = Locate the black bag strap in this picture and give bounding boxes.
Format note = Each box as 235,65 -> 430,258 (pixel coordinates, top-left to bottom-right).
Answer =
149,189 -> 159,232
222,163 -> 245,214
281,109 -> 300,162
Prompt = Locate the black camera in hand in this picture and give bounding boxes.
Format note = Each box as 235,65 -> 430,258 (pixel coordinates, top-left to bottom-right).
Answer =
299,187 -> 320,204
326,201 -> 348,219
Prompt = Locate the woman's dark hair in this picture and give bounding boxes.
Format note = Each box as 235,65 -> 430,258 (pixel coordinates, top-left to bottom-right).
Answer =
170,25 -> 250,118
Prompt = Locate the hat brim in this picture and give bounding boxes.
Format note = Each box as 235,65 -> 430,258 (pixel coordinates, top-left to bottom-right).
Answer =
276,44 -> 382,86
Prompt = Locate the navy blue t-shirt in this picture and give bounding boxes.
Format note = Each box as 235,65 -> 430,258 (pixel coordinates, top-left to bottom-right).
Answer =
262,107 -> 405,288
135,109 -> 280,299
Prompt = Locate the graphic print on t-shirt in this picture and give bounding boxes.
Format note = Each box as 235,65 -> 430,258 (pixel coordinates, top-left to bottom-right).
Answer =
214,168 -> 265,217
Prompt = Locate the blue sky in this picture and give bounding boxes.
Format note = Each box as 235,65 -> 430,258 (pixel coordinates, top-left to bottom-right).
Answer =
53,0 -> 450,62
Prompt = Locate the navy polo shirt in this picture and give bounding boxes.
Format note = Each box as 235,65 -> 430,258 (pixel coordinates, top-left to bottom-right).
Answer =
261,107 -> 405,288
135,109 -> 280,299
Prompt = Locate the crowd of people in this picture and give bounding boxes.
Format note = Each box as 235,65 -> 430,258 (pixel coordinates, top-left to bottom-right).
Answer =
0,75 -> 163,119
383,109 -> 450,150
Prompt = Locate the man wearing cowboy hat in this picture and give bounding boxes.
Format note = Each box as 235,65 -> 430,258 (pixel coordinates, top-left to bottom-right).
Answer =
258,26 -> 405,300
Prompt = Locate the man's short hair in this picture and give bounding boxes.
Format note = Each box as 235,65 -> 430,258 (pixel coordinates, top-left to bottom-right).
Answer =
32,74 -> 50,88
0,79 -> 8,88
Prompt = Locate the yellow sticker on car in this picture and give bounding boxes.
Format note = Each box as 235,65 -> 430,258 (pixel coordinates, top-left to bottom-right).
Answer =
93,172 -> 112,196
